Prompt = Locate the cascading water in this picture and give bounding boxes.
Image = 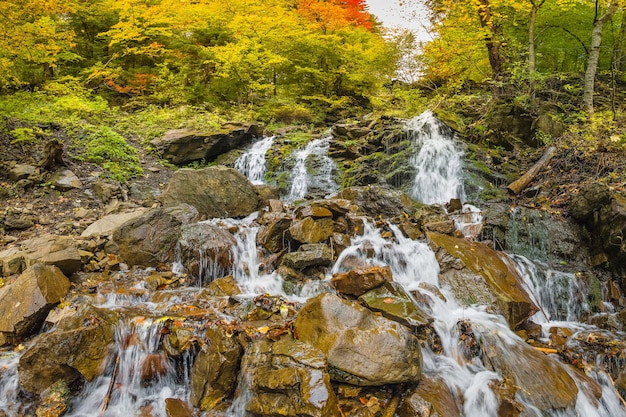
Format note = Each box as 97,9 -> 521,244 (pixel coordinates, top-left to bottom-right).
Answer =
333,220 -> 626,417
66,317 -> 191,417
235,136 -> 275,185
286,137 -> 338,202
406,111 -> 466,205
0,351 -> 21,416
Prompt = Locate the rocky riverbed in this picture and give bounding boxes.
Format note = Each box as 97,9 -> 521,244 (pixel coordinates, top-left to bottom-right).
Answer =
1,114 -> 625,417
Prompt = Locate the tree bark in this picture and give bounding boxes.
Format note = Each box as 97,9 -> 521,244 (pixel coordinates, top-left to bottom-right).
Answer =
507,146 -> 557,195
477,0 -> 505,78
528,0 -> 546,76
582,0 -> 619,114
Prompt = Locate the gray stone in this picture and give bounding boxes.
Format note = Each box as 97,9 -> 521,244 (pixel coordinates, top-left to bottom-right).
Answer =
160,166 -> 261,219
50,169 -> 82,191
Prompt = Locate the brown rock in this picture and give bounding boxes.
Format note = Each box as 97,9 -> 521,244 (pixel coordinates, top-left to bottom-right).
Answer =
330,265 -> 392,297
288,217 -> 334,244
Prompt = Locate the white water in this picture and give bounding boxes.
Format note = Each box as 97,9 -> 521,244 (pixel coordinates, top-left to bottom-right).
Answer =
286,137 -> 338,202
0,351 -> 20,416
235,136 -> 274,185
406,111 -> 466,204
67,317 -> 191,417
331,220 -> 626,417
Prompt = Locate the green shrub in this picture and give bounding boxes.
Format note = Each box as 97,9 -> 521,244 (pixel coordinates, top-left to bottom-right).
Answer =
71,125 -> 143,181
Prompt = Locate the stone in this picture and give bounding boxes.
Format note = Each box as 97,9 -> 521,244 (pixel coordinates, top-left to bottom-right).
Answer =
480,332 -> 579,411
80,208 -> 148,237
150,123 -> 263,165
295,293 -> 422,386
569,183 -> 611,221
257,213 -> 293,253
9,164 -> 38,182
288,217 -> 334,244
201,275 -> 242,297
337,186 -> 415,219
359,281 -> 433,329
428,232 -> 538,329
330,265 -> 392,297
160,166 -> 261,219
241,337 -> 341,417
165,398 -> 194,417
281,244 -> 333,271
295,206 -> 333,219
191,325 -> 243,411
18,304 -> 119,394
0,264 -> 70,345
398,375 -> 461,417
107,204 -> 198,266
178,222 -> 237,280
50,169 -> 82,191
92,181 -> 121,202
3,213 -> 35,230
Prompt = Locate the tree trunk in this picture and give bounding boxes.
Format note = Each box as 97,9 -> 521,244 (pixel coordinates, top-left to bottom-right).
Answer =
582,0 -> 619,114
507,146 -> 557,195
528,0 -> 545,76
477,0 -> 505,78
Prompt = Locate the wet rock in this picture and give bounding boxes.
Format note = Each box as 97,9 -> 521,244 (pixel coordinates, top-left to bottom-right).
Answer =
35,381 -> 70,417
330,265 -> 392,297
480,332 -> 579,411
50,169 -> 82,191
107,204 -> 198,266
150,123 -> 262,165
295,205 -> 333,219
398,375 -> 461,417
295,293 -> 422,386
281,244 -> 333,270
358,281 -> 432,330
201,275 -> 242,297
191,325 -> 243,411
165,398 -> 194,417
9,164 -> 38,182
257,213 -> 293,253
160,166 -> 261,219
428,232 -> 537,328
178,222 -> 237,279
0,264 -> 70,346
288,216 -> 334,244
337,186 -> 415,219
141,352 -> 170,384
80,208 -> 148,237
18,305 -> 118,394
242,337 -> 341,417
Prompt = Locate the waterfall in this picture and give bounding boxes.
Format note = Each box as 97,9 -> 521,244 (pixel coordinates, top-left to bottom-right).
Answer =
0,352 -> 20,416
67,317 -> 191,417
512,254 -> 590,323
286,137 -> 338,202
199,214 -> 286,297
235,136 -> 274,185
406,111 -> 466,204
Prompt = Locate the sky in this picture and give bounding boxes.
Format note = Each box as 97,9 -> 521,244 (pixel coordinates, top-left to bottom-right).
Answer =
364,0 -> 430,41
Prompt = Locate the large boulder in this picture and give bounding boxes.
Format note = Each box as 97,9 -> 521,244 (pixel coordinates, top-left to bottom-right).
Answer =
427,232 -> 538,329
330,265 -> 392,297
281,244 -> 333,271
160,166 -> 261,219
190,325 -> 243,411
178,222 -> 237,284
107,204 -> 198,266
150,122 -> 263,165
241,337 -> 341,417
288,217 -> 334,244
295,293 -> 422,386
0,264 -> 70,346
257,213 -> 293,253
398,375 -> 461,417
480,332 -> 578,411
80,208 -> 148,238
18,305 -> 119,394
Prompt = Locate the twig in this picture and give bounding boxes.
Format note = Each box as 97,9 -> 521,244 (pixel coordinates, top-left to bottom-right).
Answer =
101,354 -> 121,415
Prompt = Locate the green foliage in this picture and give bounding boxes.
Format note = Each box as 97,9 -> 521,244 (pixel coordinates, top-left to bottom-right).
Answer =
70,125 -> 143,181
10,127 -> 40,145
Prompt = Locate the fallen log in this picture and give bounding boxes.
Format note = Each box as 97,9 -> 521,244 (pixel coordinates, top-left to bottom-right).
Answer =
507,146 -> 557,195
